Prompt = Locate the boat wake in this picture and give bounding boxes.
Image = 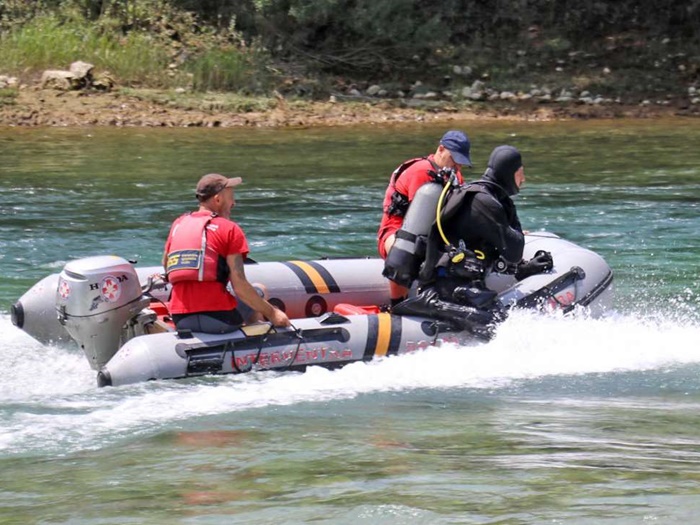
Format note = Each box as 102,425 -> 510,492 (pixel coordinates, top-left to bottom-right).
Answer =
1,309 -> 699,456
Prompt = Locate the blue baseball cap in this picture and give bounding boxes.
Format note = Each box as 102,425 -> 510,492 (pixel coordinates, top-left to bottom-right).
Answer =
440,130 -> 472,167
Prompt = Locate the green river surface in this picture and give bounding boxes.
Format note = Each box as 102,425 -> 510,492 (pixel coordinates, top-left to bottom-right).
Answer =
1,118 -> 700,524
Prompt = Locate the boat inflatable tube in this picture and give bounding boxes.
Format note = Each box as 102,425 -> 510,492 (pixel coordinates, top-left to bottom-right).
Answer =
383,182 -> 443,288
11,232 -> 615,388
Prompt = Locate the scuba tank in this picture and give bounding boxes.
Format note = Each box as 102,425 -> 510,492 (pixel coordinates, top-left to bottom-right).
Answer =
383,169 -> 457,288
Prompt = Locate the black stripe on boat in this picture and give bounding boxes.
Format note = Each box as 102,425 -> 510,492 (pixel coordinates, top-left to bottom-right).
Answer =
281,261 -> 317,294
364,314 -> 379,361
386,315 -> 403,356
304,261 -> 341,293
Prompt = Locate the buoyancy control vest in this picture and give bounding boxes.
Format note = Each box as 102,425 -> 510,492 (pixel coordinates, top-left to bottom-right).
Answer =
384,157 -> 441,218
418,182 -> 496,286
383,169 -> 459,288
165,213 -> 229,284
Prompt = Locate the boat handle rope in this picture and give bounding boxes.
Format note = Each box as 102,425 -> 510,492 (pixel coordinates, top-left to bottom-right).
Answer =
284,324 -> 305,371
232,322 -> 304,374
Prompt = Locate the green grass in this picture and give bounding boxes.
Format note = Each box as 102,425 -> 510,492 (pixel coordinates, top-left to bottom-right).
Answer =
0,88 -> 18,106
0,14 -> 172,86
186,47 -> 268,93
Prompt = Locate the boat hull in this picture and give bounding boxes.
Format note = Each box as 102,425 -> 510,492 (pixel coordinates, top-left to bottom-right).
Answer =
11,231 -> 614,386
97,312 -> 472,387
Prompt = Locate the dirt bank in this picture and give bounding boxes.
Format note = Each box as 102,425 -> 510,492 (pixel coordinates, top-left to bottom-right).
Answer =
1,88 -> 699,128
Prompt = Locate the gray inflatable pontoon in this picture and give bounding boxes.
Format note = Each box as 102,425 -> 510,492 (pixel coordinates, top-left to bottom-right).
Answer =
11,232 -> 613,387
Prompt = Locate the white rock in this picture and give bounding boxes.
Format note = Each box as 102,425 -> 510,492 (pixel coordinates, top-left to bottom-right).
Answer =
40,70 -> 75,90
69,61 -> 94,79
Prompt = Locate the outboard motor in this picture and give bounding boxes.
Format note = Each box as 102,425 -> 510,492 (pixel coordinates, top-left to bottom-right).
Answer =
383,182 -> 444,288
56,256 -> 150,370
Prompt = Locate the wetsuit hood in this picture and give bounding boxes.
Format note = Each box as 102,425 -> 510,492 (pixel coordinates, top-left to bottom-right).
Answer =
481,145 -> 522,196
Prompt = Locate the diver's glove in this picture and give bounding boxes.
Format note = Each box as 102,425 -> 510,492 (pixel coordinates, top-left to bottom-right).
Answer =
515,250 -> 554,281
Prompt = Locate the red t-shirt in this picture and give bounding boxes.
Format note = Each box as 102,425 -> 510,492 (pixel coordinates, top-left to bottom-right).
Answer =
377,155 -> 463,258
165,212 -> 250,314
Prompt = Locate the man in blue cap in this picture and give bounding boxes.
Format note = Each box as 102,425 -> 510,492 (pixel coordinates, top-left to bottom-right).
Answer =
377,130 -> 472,307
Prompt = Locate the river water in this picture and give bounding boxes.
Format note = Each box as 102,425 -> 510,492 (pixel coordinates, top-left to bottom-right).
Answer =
1,119 -> 700,524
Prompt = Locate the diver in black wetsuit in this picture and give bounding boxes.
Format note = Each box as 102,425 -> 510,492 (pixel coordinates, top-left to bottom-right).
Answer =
393,145 -> 553,338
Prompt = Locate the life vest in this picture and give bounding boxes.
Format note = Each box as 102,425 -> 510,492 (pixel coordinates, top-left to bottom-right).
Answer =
384,157 -> 441,218
165,213 -> 228,284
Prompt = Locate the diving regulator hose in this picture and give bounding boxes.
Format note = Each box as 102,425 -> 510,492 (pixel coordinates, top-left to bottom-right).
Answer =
434,172 -> 486,262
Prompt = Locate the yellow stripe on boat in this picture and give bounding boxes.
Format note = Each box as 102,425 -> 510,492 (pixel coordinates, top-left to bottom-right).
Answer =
289,260 -> 331,294
374,313 -> 392,357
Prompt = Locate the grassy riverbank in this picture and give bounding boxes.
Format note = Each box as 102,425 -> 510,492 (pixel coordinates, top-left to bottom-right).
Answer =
0,1 -> 698,127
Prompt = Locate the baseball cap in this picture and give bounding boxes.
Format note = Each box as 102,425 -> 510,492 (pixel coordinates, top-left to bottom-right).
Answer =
195,173 -> 242,201
440,130 -> 472,167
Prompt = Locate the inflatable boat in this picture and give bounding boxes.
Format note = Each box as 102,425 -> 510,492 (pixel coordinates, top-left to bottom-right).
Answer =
11,232 -> 613,387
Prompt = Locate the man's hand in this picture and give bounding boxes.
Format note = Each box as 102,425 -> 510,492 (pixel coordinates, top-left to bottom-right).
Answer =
515,250 -> 554,281
268,307 -> 291,327
228,253 -> 291,327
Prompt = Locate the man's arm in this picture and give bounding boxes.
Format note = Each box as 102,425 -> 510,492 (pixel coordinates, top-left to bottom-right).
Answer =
227,254 -> 290,327
470,194 -> 524,263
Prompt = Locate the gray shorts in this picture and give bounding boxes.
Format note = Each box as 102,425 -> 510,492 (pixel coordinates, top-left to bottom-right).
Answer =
172,286 -> 265,334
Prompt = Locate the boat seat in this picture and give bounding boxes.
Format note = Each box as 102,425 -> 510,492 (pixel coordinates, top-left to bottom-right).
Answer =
145,319 -> 174,334
148,301 -> 175,332
333,303 -> 381,316
241,323 -> 276,336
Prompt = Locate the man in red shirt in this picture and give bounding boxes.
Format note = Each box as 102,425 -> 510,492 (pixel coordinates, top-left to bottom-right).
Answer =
377,130 -> 472,306
164,173 -> 290,333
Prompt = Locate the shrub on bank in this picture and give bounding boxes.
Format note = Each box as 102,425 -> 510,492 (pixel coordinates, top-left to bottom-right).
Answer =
0,2 -> 274,92
185,46 -> 275,93
0,14 -> 171,86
